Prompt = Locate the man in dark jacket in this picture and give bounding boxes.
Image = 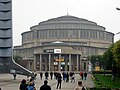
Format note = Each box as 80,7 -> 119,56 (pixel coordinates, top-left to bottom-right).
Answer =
40,80 -> 51,90
56,73 -> 62,89
84,72 -> 87,80
40,72 -> 43,80
50,71 -> 53,80
45,71 -> 49,80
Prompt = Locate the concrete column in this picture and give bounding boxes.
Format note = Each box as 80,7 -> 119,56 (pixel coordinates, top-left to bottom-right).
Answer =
34,54 -> 36,71
77,54 -> 79,71
79,55 -> 82,70
45,55 -> 47,71
51,54 -> 54,71
69,54 -> 71,71
58,54 -> 61,71
65,57 -> 68,71
49,54 -> 51,71
39,54 -> 42,71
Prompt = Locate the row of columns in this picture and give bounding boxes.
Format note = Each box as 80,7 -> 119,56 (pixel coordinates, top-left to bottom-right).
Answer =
34,54 -> 81,71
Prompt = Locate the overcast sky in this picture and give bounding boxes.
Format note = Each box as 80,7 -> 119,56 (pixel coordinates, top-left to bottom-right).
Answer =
12,0 -> 120,46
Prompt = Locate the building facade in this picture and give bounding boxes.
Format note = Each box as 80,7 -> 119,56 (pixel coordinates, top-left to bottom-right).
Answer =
14,15 -> 114,72
0,0 -> 32,75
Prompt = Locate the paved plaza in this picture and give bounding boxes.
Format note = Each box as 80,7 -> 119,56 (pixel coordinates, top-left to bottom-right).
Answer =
0,73 -> 94,90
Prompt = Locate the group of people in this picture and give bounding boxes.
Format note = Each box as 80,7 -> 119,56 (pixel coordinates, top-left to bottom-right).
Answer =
39,71 -> 57,80
62,71 -> 75,83
19,71 -> 87,90
19,77 -> 51,90
40,72 -> 62,89
39,71 -> 75,83
19,72 -> 63,90
19,77 -> 36,90
79,71 -> 87,80
19,79 -> 51,90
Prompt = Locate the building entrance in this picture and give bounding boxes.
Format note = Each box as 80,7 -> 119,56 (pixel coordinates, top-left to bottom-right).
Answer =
34,54 -> 81,71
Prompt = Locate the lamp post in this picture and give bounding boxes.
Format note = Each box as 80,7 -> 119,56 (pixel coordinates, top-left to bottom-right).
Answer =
116,32 -> 120,34
87,39 -> 90,61
116,7 -> 120,10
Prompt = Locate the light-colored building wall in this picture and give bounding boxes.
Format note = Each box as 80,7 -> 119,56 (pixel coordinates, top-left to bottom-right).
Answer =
13,15 -> 114,71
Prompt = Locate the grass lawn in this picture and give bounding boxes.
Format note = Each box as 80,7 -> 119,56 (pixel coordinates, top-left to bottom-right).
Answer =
92,74 -> 120,89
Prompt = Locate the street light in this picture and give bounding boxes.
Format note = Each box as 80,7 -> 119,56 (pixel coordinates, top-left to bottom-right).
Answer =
88,38 -> 91,72
116,7 -> 120,10
116,32 -> 120,34
114,32 -> 120,41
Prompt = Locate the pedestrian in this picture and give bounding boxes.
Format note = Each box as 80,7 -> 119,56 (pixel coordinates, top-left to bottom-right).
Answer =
62,71 -> 66,82
66,72 -> 69,82
40,72 -> 43,80
31,73 -> 35,81
19,79 -> 28,90
74,81 -> 86,90
50,71 -> 53,80
56,73 -> 62,89
70,72 -> 75,83
79,71 -> 83,80
44,71 -> 49,80
40,80 -> 51,90
84,72 -> 87,80
70,72 -> 73,82
34,73 -> 37,80
13,73 -> 16,80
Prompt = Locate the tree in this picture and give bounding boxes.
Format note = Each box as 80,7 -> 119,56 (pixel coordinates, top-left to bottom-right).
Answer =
112,40 -> 120,70
102,45 -> 114,70
91,55 -> 103,69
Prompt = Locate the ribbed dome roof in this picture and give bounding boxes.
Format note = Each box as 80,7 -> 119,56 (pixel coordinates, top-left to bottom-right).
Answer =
39,15 -> 97,25
30,15 -> 105,31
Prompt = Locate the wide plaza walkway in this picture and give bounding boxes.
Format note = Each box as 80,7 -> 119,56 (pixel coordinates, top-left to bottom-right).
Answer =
0,73 -> 95,90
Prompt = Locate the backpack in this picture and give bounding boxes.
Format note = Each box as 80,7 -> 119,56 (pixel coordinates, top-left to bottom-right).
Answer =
26,86 -> 34,90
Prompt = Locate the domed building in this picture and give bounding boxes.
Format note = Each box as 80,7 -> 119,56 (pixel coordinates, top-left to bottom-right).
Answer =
14,15 -> 114,72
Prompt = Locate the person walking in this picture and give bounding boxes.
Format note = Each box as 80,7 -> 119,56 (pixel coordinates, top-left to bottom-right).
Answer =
40,72 -> 43,80
13,73 -> 17,80
84,72 -> 87,80
19,79 -> 28,90
62,72 -> 67,82
66,72 -> 69,82
40,80 -> 51,90
74,81 -> 86,90
50,71 -> 53,80
79,71 -> 83,80
44,71 -> 49,80
56,73 -> 62,89
70,72 -> 75,83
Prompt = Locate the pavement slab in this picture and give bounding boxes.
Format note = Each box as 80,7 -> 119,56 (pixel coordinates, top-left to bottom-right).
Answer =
0,73 -> 95,90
